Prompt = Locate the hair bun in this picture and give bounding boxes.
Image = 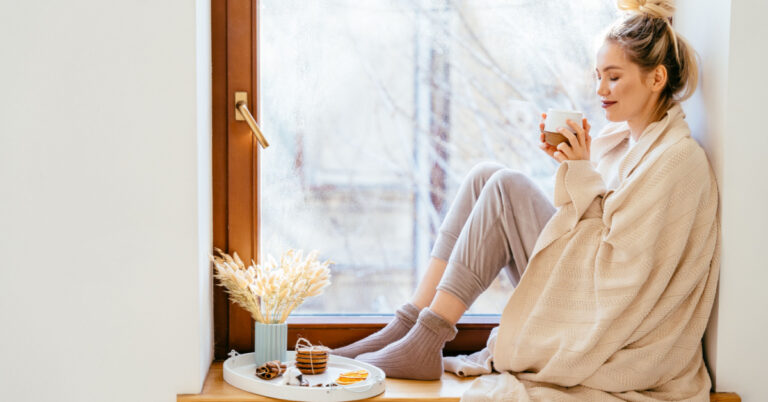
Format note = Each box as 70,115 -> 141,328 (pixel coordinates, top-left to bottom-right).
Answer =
617,0 -> 675,20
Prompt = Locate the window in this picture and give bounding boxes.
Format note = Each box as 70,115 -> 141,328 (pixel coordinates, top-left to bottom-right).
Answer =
259,0 -> 618,315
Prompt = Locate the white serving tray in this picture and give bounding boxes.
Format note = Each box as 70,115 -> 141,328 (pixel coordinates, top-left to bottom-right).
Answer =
223,351 -> 386,401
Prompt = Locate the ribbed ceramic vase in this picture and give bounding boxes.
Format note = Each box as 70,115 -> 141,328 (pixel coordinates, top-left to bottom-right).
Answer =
254,322 -> 288,366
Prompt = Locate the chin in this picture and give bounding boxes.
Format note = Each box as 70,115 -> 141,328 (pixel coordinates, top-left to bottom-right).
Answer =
603,109 -> 624,123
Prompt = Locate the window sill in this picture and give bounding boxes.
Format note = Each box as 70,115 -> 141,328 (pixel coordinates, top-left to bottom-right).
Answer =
286,315 -> 500,356
177,362 -> 742,402
177,361 -> 476,401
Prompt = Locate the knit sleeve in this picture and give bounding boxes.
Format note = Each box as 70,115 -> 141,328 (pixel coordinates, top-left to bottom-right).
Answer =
553,159 -> 607,229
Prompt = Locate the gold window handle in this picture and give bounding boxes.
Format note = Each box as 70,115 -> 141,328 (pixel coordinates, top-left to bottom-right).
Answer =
234,91 -> 269,149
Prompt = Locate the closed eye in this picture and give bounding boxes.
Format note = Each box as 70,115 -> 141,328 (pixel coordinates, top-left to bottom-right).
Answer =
594,74 -> 619,82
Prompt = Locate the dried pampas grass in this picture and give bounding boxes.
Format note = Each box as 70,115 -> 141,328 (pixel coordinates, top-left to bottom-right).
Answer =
211,248 -> 332,324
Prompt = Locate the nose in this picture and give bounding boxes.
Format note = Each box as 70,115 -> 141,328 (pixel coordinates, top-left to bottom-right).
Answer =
596,78 -> 610,97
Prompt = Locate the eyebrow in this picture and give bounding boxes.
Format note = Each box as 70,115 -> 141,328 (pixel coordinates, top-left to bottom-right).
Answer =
595,65 -> 623,73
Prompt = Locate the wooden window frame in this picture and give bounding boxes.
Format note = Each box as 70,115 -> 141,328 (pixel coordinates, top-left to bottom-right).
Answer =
211,0 -> 497,360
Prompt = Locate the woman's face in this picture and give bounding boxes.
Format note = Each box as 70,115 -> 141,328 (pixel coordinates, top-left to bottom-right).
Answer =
594,41 -> 658,124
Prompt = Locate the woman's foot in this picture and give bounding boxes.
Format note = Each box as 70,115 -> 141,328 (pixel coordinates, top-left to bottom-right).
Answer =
331,302 -> 421,358
355,308 -> 457,380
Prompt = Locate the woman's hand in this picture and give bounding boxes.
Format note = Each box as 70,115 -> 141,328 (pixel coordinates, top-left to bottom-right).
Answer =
539,114 -> 592,163
538,113 -> 560,160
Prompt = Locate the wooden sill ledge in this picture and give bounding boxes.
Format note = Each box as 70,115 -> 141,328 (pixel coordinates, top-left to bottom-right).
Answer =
178,362 -> 741,402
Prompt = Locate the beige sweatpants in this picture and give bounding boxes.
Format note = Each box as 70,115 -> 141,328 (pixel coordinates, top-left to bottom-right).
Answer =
432,162 -> 556,308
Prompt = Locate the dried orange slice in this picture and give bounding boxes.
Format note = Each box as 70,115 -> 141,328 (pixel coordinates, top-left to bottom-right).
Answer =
335,369 -> 368,385
341,369 -> 367,375
335,378 -> 363,385
339,370 -> 367,378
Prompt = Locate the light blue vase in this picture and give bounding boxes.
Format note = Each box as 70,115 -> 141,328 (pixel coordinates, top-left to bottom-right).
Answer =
254,321 -> 288,366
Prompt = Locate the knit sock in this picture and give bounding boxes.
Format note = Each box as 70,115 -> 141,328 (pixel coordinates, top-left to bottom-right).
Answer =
331,302 -> 421,359
355,308 -> 458,380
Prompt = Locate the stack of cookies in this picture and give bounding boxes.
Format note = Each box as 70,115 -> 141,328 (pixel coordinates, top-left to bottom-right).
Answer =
295,348 -> 328,374
294,337 -> 330,375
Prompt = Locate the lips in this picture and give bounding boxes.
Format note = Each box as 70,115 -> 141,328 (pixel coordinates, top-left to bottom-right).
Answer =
602,100 -> 617,108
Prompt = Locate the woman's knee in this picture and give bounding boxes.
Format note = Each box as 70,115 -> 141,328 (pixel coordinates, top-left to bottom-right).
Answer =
466,161 -> 506,187
486,169 -> 535,193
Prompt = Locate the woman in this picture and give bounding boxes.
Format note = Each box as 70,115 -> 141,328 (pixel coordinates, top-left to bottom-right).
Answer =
334,0 -> 719,399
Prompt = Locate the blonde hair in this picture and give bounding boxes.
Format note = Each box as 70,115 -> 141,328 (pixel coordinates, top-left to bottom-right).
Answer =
606,0 -> 699,122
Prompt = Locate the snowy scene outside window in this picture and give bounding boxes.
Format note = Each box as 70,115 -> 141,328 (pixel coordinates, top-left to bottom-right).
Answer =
260,0 -> 618,314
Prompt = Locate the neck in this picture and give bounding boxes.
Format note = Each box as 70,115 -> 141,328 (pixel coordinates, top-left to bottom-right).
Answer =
626,119 -> 647,142
627,99 -> 661,142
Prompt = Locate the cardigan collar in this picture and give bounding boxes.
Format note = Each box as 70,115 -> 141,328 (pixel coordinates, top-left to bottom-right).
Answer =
591,103 -> 689,183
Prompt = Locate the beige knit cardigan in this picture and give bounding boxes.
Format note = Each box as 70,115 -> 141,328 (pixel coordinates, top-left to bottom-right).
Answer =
444,104 -> 721,401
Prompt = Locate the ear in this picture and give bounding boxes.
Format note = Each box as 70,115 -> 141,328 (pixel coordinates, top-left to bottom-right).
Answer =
648,64 -> 667,93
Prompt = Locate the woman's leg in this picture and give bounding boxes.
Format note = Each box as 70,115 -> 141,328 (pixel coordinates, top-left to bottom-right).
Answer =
356,169 -> 556,380
411,161 -> 507,309
409,257 -> 448,310
435,169 -> 557,316
332,162 -> 506,358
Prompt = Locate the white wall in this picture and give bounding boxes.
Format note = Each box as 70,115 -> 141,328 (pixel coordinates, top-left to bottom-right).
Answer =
0,0 -> 213,401
677,0 -> 768,400
675,0 -> 729,390
716,0 -> 768,398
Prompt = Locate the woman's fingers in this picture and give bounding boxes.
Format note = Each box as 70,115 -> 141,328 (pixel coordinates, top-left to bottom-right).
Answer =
540,116 -> 592,163
539,111 -> 569,163
538,134 -> 560,161
539,142 -> 556,158
557,128 -> 578,150
539,144 -> 555,160
539,125 -> 555,156
556,141 -> 575,160
566,119 -> 585,148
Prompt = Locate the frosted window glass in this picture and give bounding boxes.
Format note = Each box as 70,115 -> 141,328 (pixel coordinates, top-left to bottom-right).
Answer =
260,0 -> 619,314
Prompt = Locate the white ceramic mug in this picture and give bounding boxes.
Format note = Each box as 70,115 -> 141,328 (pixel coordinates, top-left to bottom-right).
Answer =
544,109 -> 583,146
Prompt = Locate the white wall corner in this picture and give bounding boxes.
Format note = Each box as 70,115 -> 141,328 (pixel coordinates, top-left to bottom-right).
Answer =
679,0 -> 768,400
717,0 -> 768,399
675,0 -> 731,392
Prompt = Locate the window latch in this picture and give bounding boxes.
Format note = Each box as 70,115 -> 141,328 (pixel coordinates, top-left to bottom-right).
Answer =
234,91 -> 270,149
